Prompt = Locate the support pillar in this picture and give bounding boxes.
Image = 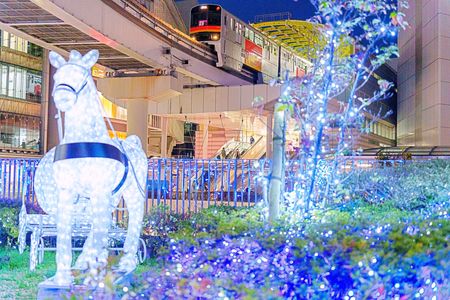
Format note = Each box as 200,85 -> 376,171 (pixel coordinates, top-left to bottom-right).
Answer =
46,63 -> 60,151
266,113 -> 274,159
40,49 -> 50,154
127,99 -> 149,155
160,117 -> 168,158
202,123 -> 209,159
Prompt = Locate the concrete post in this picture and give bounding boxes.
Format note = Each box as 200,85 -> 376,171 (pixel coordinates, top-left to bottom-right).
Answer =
202,123 -> 209,159
161,117 -> 168,158
266,113 -> 274,159
127,99 -> 149,155
46,64 -> 60,151
40,49 -> 50,154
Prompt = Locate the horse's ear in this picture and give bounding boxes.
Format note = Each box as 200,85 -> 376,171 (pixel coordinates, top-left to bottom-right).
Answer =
49,51 -> 66,69
81,50 -> 99,68
69,50 -> 82,61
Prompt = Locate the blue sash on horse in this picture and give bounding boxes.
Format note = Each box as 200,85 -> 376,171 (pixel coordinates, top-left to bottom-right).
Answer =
54,142 -> 128,195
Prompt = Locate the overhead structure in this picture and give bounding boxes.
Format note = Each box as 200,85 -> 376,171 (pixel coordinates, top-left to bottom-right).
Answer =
253,20 -> 354,60
0,0 -> 251,85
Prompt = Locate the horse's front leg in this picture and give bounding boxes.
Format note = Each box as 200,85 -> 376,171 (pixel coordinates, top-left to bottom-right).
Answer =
53,188 -> 76,286
85,191 -> 111,270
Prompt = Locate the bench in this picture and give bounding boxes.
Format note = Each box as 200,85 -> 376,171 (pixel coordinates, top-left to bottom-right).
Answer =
18,197 -> 147,271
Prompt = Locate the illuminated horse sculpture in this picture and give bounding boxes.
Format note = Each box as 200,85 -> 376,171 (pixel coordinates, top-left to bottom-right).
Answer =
34,50 -> 147,286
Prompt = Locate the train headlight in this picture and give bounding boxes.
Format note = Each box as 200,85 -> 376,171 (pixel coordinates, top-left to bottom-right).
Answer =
212,34 -> 219,41
200,5 -> 207,10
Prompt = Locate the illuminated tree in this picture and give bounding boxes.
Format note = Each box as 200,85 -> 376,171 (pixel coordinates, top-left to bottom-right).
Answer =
268,0 -> 409,220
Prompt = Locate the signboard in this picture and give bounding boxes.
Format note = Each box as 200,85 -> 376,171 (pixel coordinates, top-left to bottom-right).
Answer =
244,39 -> 262,72
92,65 -> 107,78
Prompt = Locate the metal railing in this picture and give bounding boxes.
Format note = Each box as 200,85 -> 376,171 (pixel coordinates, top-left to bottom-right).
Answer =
0,158 -> 273,215
0,157 -> 432,215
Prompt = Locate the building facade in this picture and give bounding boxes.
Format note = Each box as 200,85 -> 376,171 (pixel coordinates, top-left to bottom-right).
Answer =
0,30 -> 44,155
398,0 -> 450,146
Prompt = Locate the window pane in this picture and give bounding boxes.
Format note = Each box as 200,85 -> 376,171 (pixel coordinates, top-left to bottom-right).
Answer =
7,65 -> 15,97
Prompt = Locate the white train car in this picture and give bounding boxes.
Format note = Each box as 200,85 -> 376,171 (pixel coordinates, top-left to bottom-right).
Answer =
189,4 -> 311,83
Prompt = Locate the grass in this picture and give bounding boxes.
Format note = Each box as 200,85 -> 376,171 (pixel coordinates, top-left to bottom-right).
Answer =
0,247 -> 159,299
0,248 -> 55,300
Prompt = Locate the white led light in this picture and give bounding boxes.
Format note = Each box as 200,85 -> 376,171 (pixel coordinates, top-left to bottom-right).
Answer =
35,50 -> 148,287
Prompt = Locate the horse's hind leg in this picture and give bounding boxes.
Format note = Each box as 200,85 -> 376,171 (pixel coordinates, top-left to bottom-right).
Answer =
118,186 -> 145,272
73,230 -> 93,270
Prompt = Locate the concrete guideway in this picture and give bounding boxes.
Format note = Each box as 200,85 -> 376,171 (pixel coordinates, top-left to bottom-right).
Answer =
42,0 -> 252,85
0,0 -> 253,85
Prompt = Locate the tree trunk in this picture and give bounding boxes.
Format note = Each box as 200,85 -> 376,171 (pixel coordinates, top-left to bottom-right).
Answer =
268,101 -> 287,223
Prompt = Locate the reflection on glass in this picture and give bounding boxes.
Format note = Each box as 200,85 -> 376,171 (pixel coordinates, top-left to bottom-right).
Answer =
0,63 -> 42,102
0,113 -> 40,152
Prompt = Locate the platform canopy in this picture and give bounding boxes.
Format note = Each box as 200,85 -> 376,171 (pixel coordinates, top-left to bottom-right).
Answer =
252,20 -> 354,60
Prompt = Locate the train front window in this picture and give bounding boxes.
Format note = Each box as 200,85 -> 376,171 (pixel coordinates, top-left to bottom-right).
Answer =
191,5 -> 221,28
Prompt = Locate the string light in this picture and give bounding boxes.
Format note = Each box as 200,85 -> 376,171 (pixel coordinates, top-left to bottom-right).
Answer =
34,50 -> 148,286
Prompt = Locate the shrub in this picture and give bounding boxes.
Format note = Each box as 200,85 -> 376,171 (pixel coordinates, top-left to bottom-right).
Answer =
124,200 -> 449,299
0,204 -> 20,247
338,159 -> 450,210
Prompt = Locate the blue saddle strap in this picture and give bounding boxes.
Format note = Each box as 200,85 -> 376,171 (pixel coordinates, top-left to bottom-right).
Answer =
54,142 -> 128,195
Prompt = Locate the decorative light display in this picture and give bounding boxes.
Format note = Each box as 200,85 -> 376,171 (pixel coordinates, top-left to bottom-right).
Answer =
34,50 -> 148,287
267,0 -> 409,220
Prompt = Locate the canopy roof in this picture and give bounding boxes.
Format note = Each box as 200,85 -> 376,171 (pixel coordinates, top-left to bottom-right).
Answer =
252,20 -> 353,59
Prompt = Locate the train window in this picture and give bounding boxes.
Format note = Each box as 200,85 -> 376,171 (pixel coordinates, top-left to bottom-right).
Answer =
238,23 -> 242,35
264,44 -> 270,60
254,35 -> 263,47
230,18 -> 234,30
224,16 -> 227,26
247,30 -> 254,42
191,5 -> 222,28
273,46 -> 278,56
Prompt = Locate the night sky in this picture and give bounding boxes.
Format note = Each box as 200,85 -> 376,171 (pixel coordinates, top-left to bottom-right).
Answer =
197,0 -> 316,23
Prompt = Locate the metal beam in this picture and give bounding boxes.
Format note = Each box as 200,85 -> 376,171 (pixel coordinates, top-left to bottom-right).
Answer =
7,21 -> 63,26
97,56 -> 131,60
0,20 -> 68,56
31,0 -> 157,68
51,41 -> 102,45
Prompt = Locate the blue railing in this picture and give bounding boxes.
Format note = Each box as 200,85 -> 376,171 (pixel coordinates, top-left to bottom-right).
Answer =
0,157 -> 421,215
0,158 -> 276,215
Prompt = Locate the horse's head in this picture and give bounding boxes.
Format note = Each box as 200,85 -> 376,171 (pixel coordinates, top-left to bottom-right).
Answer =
49,50 -> 99,112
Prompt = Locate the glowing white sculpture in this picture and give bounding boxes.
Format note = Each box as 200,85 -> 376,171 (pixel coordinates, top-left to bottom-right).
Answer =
34,50 -> 147,286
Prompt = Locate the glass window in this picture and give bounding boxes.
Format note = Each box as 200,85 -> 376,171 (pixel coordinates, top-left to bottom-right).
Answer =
0,65 -> 6,95
248,30 -> 254,42
0,63 -> 42,101
254,35 -> 263,47
0,112 -> 41,152
7,65 -> 15,98
1,31 -> 9,47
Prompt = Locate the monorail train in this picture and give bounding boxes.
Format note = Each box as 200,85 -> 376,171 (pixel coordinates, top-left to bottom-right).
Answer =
190,4 -> 311,83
